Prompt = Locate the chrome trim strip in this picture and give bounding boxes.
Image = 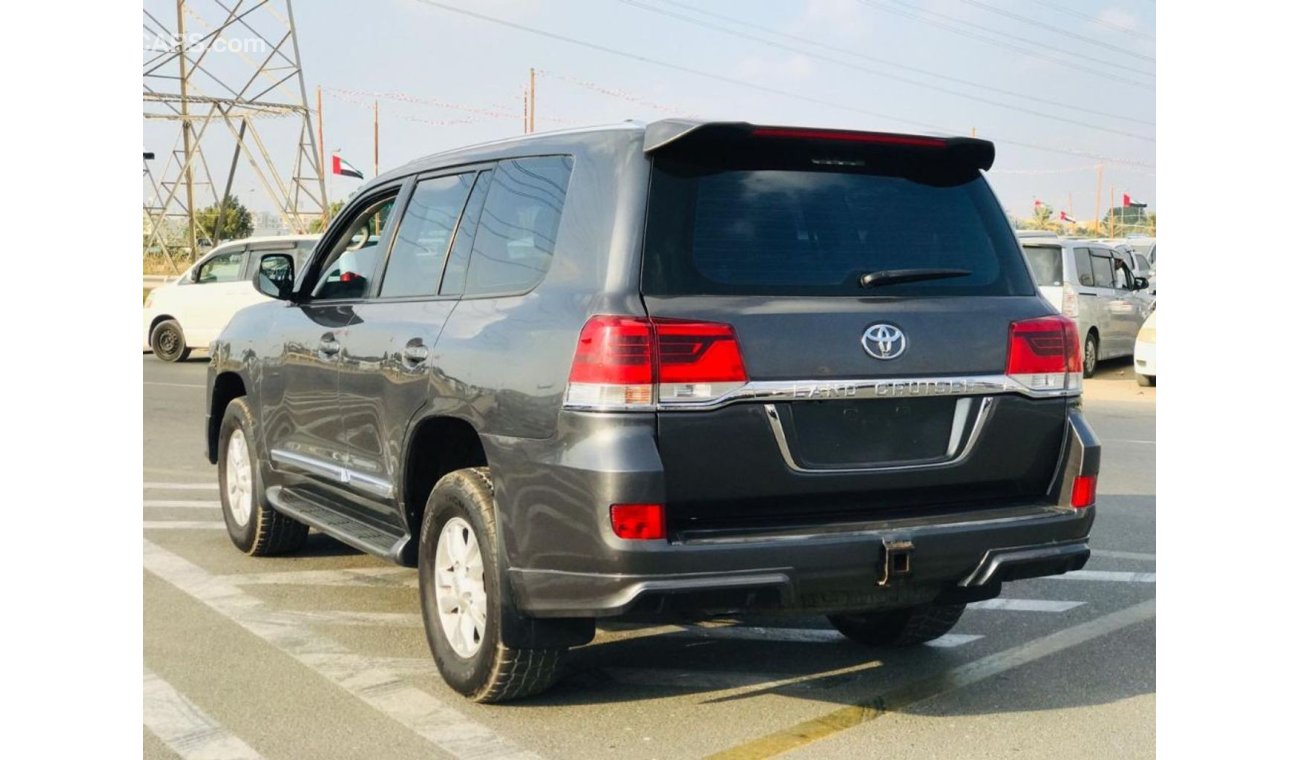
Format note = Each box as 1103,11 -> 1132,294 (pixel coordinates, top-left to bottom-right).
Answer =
563,374 -> 1078,413
270,449 -> 395,499
947,397 -> 973,457
763,396 -> 995,474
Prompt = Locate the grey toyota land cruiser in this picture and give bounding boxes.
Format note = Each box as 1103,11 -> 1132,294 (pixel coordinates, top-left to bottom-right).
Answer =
206,120 -> 1098,703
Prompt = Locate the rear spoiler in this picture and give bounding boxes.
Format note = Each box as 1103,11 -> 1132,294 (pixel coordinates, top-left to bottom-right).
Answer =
643,119 -> 995,173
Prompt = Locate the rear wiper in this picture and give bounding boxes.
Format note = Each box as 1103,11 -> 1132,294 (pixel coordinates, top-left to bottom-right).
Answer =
858,268 -> 972,288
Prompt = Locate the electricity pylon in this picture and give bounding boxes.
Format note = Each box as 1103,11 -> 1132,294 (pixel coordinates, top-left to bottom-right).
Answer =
143,0 -> 326,271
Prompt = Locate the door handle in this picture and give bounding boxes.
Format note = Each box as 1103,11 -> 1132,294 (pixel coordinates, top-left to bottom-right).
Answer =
402,340 -> 429,366
319,333 -> 341,356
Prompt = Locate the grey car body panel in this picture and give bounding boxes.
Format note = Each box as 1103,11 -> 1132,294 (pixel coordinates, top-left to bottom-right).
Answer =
207,120 -> 1097,619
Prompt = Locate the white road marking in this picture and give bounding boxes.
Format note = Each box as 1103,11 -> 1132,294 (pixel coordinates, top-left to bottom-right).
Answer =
144,521 -> 226,530
144,381 -> 206,389
968,598 -> 1084,612
924,633 -> 985,648
1058,569 -> 1157,583
144,482 -> 219,491
144,668 -> 263,759
143,540 -> 540,760
278,609 -> 423,628
671,625 -> 982,648
606,660 -> 882,693
1091,549 -> 1157,562
145,500 -> 221,509
225,567 -> 416,588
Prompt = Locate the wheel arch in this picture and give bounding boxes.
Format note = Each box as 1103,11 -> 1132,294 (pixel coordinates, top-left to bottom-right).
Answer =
399,414 -> 489,565
207,371 -> 248,463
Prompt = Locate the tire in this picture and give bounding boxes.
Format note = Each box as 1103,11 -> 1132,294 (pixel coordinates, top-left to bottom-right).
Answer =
217,397 -> 309,555
827,602 -> 966,647
1082,332 -> 1099,378
418,467 -> 565,703
1136,373 -> 1155,387
150,319 -> 191,362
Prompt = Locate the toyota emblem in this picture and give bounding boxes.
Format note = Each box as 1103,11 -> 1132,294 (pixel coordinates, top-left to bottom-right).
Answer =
862,322 -> 907,360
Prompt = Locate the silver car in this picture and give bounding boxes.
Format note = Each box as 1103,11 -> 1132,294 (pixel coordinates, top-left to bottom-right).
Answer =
1021,237 -> 1154,376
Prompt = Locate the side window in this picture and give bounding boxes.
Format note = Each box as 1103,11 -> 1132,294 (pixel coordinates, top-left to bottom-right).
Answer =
439,170 -> 492,297
195,249 -> 247,284
463,156 -> 574,297
1114,259 -> 1135,290
311,195 -> 397,300
1089,249 -> 1116,289
379,174 -> 475,298
1073,249 -> 1094,287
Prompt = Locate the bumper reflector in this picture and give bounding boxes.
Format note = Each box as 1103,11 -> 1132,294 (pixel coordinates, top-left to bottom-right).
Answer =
610,503 -> 666,540
1070,475 -> 1097,509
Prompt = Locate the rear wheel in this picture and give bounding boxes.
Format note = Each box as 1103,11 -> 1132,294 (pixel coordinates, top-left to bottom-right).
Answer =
150,319 -> 191,362
217,397 -> 308,555
419,468 -> 566,703
827,602 -> 966,647
1082,332 -> 1099,378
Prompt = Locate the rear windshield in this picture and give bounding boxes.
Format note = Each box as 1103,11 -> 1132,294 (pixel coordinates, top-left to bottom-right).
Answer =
1022,245 -> 1063,286
642,161 -> 1035,297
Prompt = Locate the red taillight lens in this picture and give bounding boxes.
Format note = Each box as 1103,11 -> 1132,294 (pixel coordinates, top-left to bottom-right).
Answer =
1070,475 -> 1097,509
565,316 -> 748,408
750,127 -> 946,148
1007,315 -> 1081,393
610,503 -> 665,540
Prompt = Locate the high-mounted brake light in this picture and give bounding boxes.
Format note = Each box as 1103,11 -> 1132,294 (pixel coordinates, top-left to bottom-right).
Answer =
1006,315 -> 1082,394
565,316 -> 748,409
750,127 -> 946,148
610,503 -> 666,540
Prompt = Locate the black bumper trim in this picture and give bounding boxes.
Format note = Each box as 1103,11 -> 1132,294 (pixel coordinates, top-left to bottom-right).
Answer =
959,540 -> 1090,587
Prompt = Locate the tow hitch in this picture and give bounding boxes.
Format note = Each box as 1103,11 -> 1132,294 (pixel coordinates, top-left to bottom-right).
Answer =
877,538 -> 914,587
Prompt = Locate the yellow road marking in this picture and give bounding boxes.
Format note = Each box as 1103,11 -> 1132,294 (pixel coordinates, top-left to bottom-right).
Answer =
708,598 -> 1156,759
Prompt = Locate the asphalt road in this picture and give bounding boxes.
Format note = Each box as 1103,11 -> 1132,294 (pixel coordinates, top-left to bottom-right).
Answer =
143,356 -> 1155,760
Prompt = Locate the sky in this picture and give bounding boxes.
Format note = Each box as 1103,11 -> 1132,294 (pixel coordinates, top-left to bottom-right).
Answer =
143,0 -> 1156,224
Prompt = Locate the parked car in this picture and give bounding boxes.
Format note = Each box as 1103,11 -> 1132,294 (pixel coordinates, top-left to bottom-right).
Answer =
143,235 -> 320,361
1020,238 -> 1153,376
1100,241 -> 1155,284
206,121 -> 1098,702
1134,310 -> 1157,386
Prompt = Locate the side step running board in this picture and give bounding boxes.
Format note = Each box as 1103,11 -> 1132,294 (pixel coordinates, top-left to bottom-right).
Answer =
266,486 -> 407,562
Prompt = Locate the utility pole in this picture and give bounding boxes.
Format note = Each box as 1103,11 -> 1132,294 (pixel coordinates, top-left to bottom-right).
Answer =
1093,163 -> 1104,237
175,0 -> 198,261
373,100 -> 379,177
528,67 -> 536,134
1109,187 -> 1115,237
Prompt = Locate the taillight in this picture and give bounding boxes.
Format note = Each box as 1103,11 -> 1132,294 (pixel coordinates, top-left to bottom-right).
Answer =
1007,315 -> 1082,394
1070,475 -> 1097,509
565,316 -> 748,409
610,503 -> 665,540
1060,282 -> 1079,318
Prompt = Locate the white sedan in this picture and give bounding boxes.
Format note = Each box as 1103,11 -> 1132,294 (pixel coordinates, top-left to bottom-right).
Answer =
143,235 -> 319,361
1134,311 -> 1156,386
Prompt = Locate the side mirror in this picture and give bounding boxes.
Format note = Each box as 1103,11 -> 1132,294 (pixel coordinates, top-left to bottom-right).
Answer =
254,253 -> 296,300
1133,276 -> 1149,291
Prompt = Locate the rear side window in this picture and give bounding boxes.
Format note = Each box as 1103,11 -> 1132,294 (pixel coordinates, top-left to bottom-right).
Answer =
1073,249 -> 1094,286
1022,246 -> 1063,287
1089,249 -> 1116,288
643,162 -> 1034,297
463,156 -> 574,297
379,173 -> 475,298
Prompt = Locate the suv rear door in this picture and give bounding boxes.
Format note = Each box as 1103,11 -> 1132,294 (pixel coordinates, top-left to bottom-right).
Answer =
639,126 -> 1074,533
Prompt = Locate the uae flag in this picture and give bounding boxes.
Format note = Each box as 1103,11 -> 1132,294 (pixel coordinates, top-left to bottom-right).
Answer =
332,154 -> 364,179
1059,211 -> 1077,223
1122,193 -> 1147,209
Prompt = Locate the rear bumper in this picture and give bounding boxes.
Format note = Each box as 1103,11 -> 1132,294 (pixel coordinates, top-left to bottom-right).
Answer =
493,405 -> 1099,619
1134,340 -> 1156,376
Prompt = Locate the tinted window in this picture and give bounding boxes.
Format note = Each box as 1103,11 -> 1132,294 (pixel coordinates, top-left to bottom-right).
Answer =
380,174 -> 475,298
643,164 -> 1034,297
1135,254 -> 1151,273
439,170 -> 492,296
1089,249 -> 1116,288
1022,246 -> 1063,286
196,249 -> 246,283
312,196 -> 396,300
464,156 -> 573,296
1073,249 -> 1094,286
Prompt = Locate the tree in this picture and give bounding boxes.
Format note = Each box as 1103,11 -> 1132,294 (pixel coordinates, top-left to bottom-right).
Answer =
309,200 -> 345,233
1022,203 -> 1064,233
196,195 -> 254,243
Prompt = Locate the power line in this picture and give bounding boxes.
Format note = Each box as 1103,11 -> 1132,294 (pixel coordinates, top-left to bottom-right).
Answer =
958,0 -> 1154,62
859,0 -> 1154,88
408,0 -> 1154,168
1031,0 -> 1155,42
654,0 -> 1152,127
618,0 -> 1152,142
